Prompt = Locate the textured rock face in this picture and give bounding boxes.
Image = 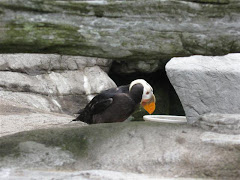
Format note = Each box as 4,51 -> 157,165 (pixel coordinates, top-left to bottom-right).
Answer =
0,54 -> 116,114
0,0 -> 239,69
0,170 -> 166,180
199,113 -> 240,134
0,97 -> 85,137
111,60 -> 160,74
166,53 -> 240,125
0,122 -> 240,179
1,96 -> 239,179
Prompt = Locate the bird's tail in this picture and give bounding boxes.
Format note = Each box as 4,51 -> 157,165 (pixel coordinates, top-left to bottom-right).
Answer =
71,118 -> 78,122
70,109 -> 92,124
70,108 -> 84,123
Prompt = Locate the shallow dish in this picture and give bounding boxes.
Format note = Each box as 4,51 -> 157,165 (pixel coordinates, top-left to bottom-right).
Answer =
143,115 -> 187,124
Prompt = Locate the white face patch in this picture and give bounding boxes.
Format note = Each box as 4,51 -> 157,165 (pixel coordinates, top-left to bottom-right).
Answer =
129,79 -> 154,102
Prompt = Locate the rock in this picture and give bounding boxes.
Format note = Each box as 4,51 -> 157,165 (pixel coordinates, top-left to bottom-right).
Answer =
0,54 -> 116,114
1,141 -> 76,169
0,169 -> 192,180
166,53 -> 240,124
0,97 -> 86,137
111,60 -> 160,74
198,113 -> 240,134
200,132 -> 240,146
0,0 -> 239,68
0,54 -> 112,74
0,122 -> 240,178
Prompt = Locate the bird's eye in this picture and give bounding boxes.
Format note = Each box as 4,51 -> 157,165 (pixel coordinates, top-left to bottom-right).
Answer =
146,91 -> 150,95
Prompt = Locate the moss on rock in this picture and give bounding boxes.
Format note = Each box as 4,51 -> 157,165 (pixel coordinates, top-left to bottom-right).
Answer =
3,21 -> 85,52
0,0 -> 239,60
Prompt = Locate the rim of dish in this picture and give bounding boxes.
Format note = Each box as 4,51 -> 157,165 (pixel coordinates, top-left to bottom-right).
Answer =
143,115 -> 187,124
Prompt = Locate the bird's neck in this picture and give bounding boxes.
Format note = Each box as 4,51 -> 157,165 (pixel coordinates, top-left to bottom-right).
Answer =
129,84 -> 143,104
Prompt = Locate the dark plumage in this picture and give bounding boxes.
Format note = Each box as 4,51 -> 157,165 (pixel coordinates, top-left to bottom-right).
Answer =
72,84 -> 143,124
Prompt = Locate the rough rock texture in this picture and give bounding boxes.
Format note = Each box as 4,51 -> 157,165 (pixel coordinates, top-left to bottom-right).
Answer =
201,131 -> 240,146
166,53 -> 240,125
0,54 -> 116,114
0,97 -> 86,137
111,60 -> 160,74
0,122 -> 240,179
0,170 -> 207,180
199,113 -> 240,134
0,0 -> 240,70
0,169 -> 167,180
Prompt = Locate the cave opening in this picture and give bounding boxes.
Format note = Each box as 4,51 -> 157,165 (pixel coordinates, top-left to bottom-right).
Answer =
108,64 -> 185,118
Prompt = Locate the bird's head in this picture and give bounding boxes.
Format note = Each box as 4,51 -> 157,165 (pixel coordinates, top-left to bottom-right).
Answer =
129,79 -> 156,114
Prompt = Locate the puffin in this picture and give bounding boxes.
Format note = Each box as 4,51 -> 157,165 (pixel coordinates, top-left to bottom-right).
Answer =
72,79 -> 155,124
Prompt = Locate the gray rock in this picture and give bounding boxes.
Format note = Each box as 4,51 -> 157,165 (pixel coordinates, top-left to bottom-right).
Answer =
0,54 -> 116,114
0,0 -> 239,68
1,141 -> 76,169
166,53 -> 240,124
0,54 -> 112,74
111,60 -> 160,74
0,122 -> 240,178
0,169 -> 199,180
198,113 -> 240,134
0,97 -> 86,137
200,131 -> 240,146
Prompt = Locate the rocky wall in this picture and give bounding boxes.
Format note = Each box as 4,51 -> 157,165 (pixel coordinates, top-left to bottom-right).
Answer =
0,54 -> 116,114
0,0 -> 239,70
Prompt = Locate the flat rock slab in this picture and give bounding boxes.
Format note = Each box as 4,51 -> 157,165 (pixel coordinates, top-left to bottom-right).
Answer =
199,113 -> 240,134
201,131 -> 240,146
0,122 -> 239,179
0,98 -> 85,137
166,53 -> 240,125
0,169 -> 207,180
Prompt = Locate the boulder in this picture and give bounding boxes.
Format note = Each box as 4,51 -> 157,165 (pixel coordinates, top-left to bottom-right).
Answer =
0,54 -> 116,114
0,122 -> 240,179
0,0 -> 239,70
166,53 -> 240,127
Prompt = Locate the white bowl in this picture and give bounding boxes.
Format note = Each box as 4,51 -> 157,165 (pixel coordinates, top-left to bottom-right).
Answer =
143,115 -> 187,124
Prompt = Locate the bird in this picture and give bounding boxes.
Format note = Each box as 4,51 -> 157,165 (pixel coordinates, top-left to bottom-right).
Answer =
72,79 -> 155,124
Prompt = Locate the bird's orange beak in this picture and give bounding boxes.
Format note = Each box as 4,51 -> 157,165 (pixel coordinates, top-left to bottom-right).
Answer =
141,94 -> 156,114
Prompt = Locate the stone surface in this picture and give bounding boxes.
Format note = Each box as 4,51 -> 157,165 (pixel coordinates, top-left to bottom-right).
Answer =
1,141 -> 76,169
166,53 -> 240,124
0,97 -> 86,137
0,122 -> 240,179
0,98 -> 239,178
111,60 -> 161,74
0,0 -> 239,69
200,131 -> 240,146
0,54 -> 112,74
198,113 -> 240,134
0,169 -> 201,180
0,54 -> 116,114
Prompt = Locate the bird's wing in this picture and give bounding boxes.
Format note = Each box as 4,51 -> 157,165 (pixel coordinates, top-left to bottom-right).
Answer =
75,98 -> 112,115
76,85 -> 129,115
85,92 -> 115,115
90,98 -> 113,114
